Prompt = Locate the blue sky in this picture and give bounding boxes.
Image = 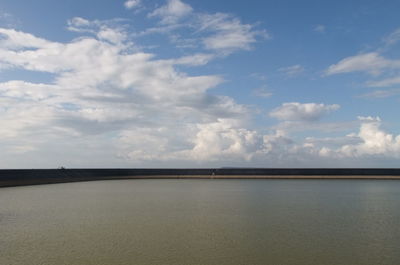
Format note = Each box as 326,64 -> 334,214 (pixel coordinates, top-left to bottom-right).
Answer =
1,0 -> 400,168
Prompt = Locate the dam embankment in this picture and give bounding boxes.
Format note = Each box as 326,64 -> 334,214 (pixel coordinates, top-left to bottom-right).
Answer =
1,168 -> 400,187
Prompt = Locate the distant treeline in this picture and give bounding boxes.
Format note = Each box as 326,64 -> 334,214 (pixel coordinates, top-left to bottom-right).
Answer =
1,168 -> 400,187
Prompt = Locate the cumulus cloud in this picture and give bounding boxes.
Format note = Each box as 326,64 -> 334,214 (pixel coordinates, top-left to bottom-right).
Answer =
269,102 -> 340,122
148,0 -> 193,24
338,117 -> 400,158
295,117 -> 400,160
118,127 -> 179,161
0,81 -> 57,100
262,130 -> 293,155
117,113 -> 400,165
0,21 -> 261,167
188,119 -> 262,161
273,120 -> 358,134
117,119 -> 264,163
304,135 -> 361,148
1,5 -> 400,167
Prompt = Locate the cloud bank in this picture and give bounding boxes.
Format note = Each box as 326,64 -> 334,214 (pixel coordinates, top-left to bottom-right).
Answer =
0,1 -> 400,168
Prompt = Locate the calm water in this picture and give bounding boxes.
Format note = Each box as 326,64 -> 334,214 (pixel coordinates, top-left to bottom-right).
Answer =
1,179 -> 400,265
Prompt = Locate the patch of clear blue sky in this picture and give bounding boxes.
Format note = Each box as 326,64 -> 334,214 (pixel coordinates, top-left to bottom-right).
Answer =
1,0 -> 400,133
0,69 -> 56,84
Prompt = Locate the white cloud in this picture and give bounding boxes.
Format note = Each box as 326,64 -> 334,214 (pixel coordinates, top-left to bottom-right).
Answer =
359,88 -> 400,98
0,28 -> 52,50
68,17 -> 90,28
326,30 -> 400,101
198,13 -> 268,54
252,85 -> 272,98
117,118 -> 263,163
278,64 -> 304,77
367,76 -> 400,87
96,27 -> 127,44
0,11 -> 19,28
143,2 -> 267,55
269,102 -> 340,122
253,116 -> 400,164
118,127 -> 176,161
0,23 -> 260,166
273,120 -> 357,134
250,72 -> 267,81
7,144 -> 36,154
338,117 -> 400,158
2,8 -> 399,167
66,17 -> 128,44
297,117 -> 400,160
314,24 -> 325,33
124,0 -> 141,10
188,119 -> 263,161
0,81 -> 57,100
383,28 -> 400,46
148,0 -> 193,24
325,29 -> 400,104
173,53 -> 215,66
305,135 -> 361,148
262,130 -> 293,154
326,52 -> 400,76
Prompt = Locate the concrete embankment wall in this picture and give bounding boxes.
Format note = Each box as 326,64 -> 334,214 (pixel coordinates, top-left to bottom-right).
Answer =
1,168 -> 400,187
215,168 -> 400,175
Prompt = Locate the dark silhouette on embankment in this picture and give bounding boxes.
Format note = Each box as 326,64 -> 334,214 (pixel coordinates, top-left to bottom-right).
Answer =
1,168 -> 400,187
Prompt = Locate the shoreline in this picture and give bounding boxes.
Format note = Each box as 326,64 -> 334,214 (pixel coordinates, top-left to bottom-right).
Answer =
2,174 -> 400,188
2,168 -> 400,188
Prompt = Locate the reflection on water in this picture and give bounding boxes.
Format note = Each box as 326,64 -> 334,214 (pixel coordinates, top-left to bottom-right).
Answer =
1,179 -> 400,265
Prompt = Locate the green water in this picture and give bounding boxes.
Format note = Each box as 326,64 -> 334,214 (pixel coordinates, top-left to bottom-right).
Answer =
1,179 -> 400,265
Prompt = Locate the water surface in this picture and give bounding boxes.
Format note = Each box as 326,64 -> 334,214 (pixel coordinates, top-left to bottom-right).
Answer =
1,179 -> 400,265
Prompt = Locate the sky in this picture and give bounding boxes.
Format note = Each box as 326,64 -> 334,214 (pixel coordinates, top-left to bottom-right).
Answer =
1,0 -> 400,168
